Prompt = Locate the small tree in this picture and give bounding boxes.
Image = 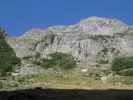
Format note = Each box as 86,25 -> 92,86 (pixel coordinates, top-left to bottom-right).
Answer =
0,29 -> 21,76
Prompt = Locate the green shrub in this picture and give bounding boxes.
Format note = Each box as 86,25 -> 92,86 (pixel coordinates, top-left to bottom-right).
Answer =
111,56 -> 133,75
33,52 -> 77,70
22,56 -> 32,60
98,59 -> 108,64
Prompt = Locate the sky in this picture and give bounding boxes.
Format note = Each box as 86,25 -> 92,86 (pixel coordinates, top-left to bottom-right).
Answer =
0,0 -> 133,36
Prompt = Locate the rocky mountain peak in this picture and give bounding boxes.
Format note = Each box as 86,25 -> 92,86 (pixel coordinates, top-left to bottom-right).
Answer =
7,17 -> 133,71
79,16 -> 124,24
77,17 -> 128,36
4,16 -> 133,78
20,17 -> 129,40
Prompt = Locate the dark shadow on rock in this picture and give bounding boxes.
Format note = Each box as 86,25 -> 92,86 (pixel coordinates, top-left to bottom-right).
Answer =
0,87 -> 133,100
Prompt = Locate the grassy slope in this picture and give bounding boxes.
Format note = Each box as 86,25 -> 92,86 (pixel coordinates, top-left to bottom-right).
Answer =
1,70 -> 133,91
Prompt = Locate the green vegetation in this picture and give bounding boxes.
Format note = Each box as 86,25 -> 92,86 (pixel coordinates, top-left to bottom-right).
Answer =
0,72 -> 101,90
0,72 -> 133,90
111,56 -> 133,75
98,59 -> 108,64
33,52 -> 77,70
0,28 -> 21,76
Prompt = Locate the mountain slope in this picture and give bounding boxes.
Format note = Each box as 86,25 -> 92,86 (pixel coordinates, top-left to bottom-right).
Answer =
7,17 -> 133,77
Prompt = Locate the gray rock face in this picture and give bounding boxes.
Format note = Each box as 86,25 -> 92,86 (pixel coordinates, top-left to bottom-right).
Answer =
7,17 -> 133,69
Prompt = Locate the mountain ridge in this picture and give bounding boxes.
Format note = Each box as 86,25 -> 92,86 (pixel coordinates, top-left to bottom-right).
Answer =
6,16 -> 133,78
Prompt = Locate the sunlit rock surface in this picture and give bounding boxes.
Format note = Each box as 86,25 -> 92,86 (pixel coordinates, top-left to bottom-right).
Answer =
7,17 -> 133,75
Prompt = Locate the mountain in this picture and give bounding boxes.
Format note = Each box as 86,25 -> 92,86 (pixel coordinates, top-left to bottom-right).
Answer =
6,17 -> 133,77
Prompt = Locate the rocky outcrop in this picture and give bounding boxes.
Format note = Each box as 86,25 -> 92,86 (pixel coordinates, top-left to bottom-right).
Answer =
7,17 -> 133,75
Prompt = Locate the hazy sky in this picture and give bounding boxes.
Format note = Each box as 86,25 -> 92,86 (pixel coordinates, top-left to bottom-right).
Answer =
0,0 -> 133,36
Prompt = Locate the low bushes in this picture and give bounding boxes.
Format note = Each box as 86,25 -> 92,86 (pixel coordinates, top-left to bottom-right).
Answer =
111,56 -> 133,75
33,52 -> 77,70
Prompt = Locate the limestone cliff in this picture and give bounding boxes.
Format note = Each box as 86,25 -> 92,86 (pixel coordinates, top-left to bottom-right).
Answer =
7,17 -> 133,76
